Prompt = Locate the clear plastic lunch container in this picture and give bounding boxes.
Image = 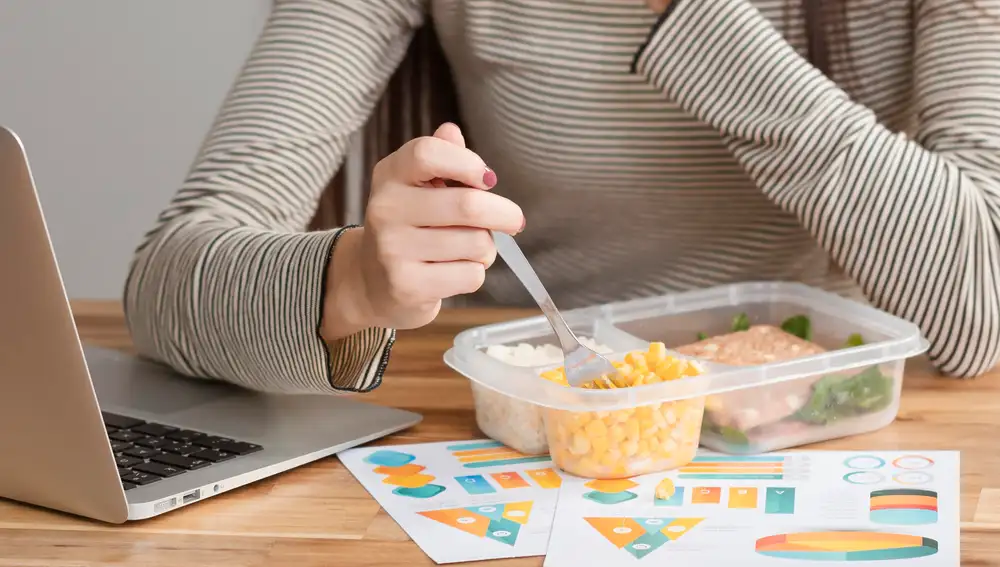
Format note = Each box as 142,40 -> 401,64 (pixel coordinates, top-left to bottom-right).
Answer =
443,282 -> 929,476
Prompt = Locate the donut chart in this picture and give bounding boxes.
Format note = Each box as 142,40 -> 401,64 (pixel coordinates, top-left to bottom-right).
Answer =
755,532 -> 938,561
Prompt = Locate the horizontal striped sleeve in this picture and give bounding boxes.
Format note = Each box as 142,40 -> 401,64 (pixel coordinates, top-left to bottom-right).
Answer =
123,0 -> 424,393
633,0 -> 1000,377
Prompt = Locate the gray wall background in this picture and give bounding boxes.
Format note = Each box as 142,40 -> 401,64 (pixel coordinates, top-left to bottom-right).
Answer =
0,0 -> 271,299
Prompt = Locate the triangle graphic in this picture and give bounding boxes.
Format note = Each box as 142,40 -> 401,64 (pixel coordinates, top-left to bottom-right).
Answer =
419,502 -> 533,546
585,517 -> 704,559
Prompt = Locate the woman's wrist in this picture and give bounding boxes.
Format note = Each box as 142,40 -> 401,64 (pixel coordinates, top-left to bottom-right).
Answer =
321,227 -> 376,342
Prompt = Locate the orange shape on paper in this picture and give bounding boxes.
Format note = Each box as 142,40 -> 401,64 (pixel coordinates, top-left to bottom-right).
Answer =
585,478 -> 638,493
373,463 -> 426,476
585,517 -> 646,548
418,508 -> 490,538
382,473 -> 436,488
502,501 -> 534,525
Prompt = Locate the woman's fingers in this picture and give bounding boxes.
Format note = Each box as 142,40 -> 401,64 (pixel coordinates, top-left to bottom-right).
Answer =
394,226 -> 497,267
419,261 -> 488,299
433,122 -> 466,148
393,185 -> 524,234
392,136 -> 495,189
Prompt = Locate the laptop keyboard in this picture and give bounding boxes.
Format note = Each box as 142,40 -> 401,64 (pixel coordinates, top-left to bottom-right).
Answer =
102,412 -> 262,491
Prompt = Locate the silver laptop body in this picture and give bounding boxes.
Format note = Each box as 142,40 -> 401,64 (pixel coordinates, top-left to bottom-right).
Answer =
0,125 -> 421,523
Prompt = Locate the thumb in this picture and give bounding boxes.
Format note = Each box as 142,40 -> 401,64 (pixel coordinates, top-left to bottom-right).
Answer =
432,122 -> 466,148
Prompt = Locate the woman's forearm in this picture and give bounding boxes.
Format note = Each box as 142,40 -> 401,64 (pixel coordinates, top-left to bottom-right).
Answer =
633,0 -> 1000,377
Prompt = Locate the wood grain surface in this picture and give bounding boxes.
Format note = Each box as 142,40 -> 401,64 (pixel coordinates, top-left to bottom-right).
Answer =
1,301 -> 997,566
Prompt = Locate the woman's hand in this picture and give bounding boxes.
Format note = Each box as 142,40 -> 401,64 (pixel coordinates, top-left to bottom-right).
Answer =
321,124 -> 524,340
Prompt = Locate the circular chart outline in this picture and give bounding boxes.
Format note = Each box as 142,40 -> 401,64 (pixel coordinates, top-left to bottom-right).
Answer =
893,471 -> 934,485
844,455 -> 887,470
892,455 -> 935,470
843,470 -> 886,485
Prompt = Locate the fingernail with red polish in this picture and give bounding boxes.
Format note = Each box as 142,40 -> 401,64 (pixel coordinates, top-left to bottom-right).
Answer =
483,167 -> 497,188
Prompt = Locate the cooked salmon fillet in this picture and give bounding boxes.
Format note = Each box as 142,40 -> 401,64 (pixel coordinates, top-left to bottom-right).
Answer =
676,325 -> 826,431
675,325 -> 826,366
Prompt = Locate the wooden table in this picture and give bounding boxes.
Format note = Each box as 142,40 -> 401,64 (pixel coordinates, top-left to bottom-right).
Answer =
1,301 -> 998,566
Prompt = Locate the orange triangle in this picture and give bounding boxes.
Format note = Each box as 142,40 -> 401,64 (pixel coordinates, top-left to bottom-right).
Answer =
419,508 -> 490,538
585,517 -> 646,548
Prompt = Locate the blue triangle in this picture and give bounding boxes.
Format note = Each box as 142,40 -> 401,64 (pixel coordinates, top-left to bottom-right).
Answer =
485,518 -> 521,546
633,517 -> 677,535
465,504 -> 506,521
624,531 -> 671,559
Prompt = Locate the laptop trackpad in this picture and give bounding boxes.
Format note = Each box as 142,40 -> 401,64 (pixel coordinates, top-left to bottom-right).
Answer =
85,346 -> 234,415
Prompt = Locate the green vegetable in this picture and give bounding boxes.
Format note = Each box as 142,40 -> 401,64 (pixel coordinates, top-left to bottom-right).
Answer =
696,332 -> 708,341
845,333 -> 865,348
794,366 -> 894,425
701,420 -> 750,446
780,315 -> 812,341
719,425 -> 750,446
731,312 -> 750,332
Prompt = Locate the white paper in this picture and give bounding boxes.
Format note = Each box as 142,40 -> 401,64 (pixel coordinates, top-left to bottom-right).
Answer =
544,450 -> 959,566
338,439 -> 562,564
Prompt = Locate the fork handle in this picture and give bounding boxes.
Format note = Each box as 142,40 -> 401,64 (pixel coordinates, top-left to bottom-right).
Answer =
492,231 -> 580,352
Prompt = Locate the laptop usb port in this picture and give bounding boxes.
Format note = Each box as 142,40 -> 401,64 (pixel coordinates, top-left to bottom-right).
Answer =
182,490 -> 200,504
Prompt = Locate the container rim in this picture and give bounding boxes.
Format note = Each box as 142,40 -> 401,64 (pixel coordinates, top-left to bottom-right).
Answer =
444,282 -> 930,412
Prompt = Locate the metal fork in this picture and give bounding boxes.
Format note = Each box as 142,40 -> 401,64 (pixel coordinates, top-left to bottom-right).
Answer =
492,231 -> 617,388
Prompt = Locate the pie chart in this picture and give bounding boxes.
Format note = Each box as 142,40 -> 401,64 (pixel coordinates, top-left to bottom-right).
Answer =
755,532 -> 938,561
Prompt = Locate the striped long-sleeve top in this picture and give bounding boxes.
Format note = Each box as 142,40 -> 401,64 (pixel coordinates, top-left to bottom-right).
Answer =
123,0 -> 1000,393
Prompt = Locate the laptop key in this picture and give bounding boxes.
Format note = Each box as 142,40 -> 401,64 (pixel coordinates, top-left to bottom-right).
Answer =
134,462 -> 185,478
151,453 -> 211,470
125,446 -> 161,459
122,482 -> 138,491
121,471 -> 161,485
188,449 -> 237,463
115,455 -> 143,468
161,442 -> 200,456
212,441 -> 262,455
166,430 -> 206,443
132,423 -> 178,437
109,430 -> 147,443
192,435 -> 229,448
101,412 -> 145,429
135,437 -> 170,449
110,440 -> 133,452
118,467 -> 131,477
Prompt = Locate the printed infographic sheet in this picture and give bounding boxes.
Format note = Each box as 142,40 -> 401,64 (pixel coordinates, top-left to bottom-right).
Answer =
338,440 -> 562,564
543,451 -> 959,566
340,443 -> 959,565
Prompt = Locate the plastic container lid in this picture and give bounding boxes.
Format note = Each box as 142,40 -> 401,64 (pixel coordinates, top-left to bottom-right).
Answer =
443,282 -> 929,412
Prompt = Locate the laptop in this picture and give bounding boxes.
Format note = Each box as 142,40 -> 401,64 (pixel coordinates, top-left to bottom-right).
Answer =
0,125 -> 421,523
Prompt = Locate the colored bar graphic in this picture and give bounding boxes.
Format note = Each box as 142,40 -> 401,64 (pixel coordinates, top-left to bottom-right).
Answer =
728,487 -> 758,509
446,441 -> 506,451
765,487 -> 796,514
689,456 -> 786,462
525,468 -> 562,489
448,442 -> 552,468
456,474 -> 496,495
691,487 -> 721,504
870,489 -> 938,525
679,456 -> 784,480
655,486 -> 685,507
679,474 -> 784,480
463,456 -> 552,468
491,471 -> 530,489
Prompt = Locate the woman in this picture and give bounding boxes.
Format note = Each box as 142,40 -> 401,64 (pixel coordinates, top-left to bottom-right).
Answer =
124,0 -> 1000,394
